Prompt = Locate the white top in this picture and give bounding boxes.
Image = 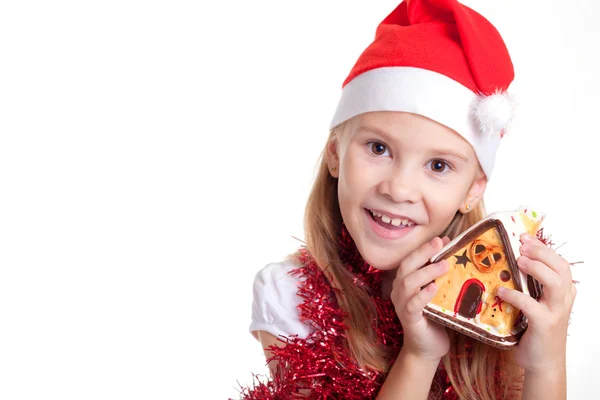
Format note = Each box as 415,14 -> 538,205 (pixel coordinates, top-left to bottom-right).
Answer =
249,257 -> 312,340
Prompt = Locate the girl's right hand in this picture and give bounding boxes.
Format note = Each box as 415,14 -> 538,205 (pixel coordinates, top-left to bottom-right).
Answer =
390,236 -> 451,361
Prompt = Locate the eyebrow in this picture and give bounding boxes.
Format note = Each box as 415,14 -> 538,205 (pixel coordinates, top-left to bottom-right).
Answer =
428,149 -> 469,162
358,124 -> 398,144
358,124 -> 469,162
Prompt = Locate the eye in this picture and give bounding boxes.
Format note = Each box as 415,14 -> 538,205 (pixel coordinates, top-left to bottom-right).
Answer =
428,159 -> 450,173
367,141 -> 389,157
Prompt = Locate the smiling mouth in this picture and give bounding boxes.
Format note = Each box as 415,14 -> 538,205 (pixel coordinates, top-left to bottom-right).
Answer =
366,208 -> 417,229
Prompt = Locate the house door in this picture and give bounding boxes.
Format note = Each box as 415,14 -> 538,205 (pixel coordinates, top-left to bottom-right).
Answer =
454,279 -> 485,319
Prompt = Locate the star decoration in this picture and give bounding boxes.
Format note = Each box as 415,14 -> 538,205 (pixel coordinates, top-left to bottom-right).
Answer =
454,250 -> 471,268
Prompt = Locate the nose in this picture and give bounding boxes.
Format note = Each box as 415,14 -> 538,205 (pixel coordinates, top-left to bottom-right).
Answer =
378,165 -> 421,204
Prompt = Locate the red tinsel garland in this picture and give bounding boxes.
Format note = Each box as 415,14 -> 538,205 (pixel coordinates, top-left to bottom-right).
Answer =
235,225 -> 568,399
236,227 -> 458,399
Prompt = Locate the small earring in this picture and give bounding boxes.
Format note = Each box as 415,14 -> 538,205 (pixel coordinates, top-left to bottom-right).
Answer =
466,204 -> 471,211
331,167 -> 337,172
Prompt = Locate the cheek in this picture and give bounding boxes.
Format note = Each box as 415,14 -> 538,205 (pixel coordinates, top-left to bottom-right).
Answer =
424,180 -> 469,219
336,161 -> 360,221
339,153 -> 374,198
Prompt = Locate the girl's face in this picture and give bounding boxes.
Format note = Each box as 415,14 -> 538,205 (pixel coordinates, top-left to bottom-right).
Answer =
327,111 -> 487,270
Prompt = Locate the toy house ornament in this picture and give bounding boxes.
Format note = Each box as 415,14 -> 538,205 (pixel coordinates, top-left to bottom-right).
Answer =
424,206 -> 544,349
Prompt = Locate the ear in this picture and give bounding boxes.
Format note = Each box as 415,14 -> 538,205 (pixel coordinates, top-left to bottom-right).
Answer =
460,171 -> 487,214
325,134 -> 341,178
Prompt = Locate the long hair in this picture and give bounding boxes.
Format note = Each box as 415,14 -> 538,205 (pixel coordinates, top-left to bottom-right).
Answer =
298,121 -> 524,399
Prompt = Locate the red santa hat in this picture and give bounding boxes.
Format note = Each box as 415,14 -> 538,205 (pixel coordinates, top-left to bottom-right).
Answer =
330,0 -> 516,178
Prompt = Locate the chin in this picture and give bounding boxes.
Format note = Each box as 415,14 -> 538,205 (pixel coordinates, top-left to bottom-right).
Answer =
358,247 -> 406,271
355,229 -> 432,271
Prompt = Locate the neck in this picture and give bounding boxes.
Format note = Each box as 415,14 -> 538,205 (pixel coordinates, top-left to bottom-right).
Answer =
380,268 -> 398,299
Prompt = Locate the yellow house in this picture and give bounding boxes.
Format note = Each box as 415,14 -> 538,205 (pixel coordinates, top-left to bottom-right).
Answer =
424,207 -> 544,348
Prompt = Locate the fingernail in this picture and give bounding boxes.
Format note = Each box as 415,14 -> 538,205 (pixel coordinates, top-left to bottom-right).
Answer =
497,287 -> 506,295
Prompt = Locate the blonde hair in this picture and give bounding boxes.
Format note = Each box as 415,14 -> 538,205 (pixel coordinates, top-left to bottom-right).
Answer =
296,121 -> 524,399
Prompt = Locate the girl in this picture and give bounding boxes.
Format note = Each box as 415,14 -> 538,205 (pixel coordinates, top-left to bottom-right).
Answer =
243,1 -> 576,399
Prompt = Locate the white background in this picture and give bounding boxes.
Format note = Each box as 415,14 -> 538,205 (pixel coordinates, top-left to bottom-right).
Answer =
0,0 -> 598,399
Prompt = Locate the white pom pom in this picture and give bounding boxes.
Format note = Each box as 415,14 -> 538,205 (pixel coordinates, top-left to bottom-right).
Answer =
472,91 -> 516,138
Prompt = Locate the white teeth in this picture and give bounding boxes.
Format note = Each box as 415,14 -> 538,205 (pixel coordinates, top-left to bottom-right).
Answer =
370,209 -> 415,226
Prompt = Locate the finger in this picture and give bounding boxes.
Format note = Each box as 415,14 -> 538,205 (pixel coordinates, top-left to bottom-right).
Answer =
404,282 -> 439,323
441,236 -> 451,246
403,260 -> 449,295
520,241 -> 571,281
397,237 -> 445,280
519,233 -> 546,247
517,256 -> 564,303
496,286 -> 543,320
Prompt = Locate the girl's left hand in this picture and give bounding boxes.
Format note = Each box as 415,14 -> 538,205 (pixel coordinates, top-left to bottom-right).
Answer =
496,233 -> 576,374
